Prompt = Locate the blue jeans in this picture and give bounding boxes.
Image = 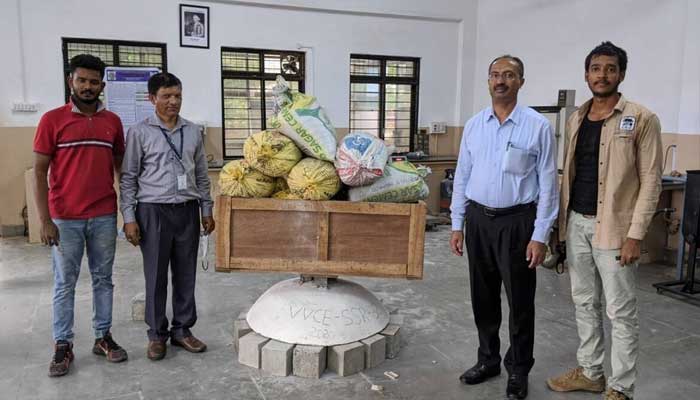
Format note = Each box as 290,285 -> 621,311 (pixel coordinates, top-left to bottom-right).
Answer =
52,213 -> 117,342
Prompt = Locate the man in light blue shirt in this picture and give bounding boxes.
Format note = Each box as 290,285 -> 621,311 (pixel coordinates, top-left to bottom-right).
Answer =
450,55 -> 558,400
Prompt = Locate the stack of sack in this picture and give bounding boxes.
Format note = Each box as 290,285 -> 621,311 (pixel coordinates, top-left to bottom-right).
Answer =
219,75 -> 429,203
337,132 -> 429,203
219,76 -> 341,201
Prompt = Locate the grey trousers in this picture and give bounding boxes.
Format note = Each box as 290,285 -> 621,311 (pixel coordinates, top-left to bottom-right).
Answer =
136,201 -> 200,341
567,211 -> 639,398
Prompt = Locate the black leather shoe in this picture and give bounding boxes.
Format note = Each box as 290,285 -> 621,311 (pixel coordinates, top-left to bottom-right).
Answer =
506,374 -> 528,399
459,363 -> 501,385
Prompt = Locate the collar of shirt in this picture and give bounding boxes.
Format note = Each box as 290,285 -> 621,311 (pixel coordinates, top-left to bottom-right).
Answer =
69,99 -> 106,115
146,113 -> 189,132
485,104 -> 522,126
575,93 -> 628,120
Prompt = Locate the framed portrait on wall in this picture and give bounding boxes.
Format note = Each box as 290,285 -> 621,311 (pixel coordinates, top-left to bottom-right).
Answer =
180,4 -> 209,49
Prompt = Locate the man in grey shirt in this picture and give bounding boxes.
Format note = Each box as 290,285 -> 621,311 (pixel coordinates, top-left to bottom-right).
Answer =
120,72 -> 215,361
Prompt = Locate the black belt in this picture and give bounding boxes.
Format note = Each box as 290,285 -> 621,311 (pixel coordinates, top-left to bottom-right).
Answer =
469,201 -> 535,217
141,200 -> 198,208
164,200 -> 197,208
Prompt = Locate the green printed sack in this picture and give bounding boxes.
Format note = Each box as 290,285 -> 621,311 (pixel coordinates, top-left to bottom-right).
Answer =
267,76 -> 337,162
348,159 -> 430,203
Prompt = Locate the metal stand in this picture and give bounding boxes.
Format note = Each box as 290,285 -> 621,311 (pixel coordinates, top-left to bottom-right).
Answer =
654,171 -> 700,304
246,276 -> 389,346
654,242 -> 700,300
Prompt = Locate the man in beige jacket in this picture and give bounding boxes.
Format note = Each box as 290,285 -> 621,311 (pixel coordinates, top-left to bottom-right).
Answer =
546,42 -> 662,400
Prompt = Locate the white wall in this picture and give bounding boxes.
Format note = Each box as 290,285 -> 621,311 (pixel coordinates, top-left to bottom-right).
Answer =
472,0 -> 700,134
4,0 -> 700,132
1,0 -> 479,129
0,0 -> 25,122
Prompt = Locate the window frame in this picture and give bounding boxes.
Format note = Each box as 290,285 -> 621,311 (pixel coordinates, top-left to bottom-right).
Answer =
61,37 -> 168,103
349,54 -> 420,153
220,47 -> 306,159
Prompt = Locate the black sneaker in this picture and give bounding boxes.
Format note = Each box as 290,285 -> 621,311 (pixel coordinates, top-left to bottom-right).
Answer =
92,332 -> 128,363
48,340 -> 74,377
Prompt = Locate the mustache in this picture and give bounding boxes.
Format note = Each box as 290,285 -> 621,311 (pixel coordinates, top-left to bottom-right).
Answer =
78,97 -> 99,104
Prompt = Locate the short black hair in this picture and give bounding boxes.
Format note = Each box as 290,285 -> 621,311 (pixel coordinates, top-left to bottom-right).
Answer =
69,54 -> 107,78
585,41 -> 628,73
489,54 -> 525,78
148,72 -> 182,95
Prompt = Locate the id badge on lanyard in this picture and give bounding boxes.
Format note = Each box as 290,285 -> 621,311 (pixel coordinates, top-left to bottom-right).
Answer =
161,127 -> 187,191
177,174 -> 187,190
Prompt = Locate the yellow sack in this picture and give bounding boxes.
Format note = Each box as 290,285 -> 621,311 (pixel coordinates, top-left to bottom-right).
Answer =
287,158 -> 341,201
272,190 -> 302,200
243,130 -> 302,177
274,177 -> 289,193
219,160 -> 275,198
271,176 -> 299,199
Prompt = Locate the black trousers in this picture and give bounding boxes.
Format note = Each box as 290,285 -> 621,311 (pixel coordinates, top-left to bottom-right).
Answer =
136,201 -> 200,341
464,203 -> 537,376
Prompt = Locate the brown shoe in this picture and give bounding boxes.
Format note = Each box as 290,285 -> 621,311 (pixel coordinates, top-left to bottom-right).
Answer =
48,341 -> 74,377
546,366 -> 606,393
147,340 -> 167,361
604,388 -> 631,400
93,332 -> 128,363
171,335 -> 207,353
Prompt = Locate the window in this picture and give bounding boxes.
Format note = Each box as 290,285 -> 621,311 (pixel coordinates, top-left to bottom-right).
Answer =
349,55 -> 420,153
62,37 -> 167,102
221,48 -> 305,158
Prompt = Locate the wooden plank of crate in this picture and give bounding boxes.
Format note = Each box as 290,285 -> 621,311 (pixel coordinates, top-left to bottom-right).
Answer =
328,213 -> 410,264
227,197 -> 411,216
215,195 -> 232,271
317,212 -> 329,261
406,202 -> 427,279
231,209 -> 319,259
227,258 -> 407,278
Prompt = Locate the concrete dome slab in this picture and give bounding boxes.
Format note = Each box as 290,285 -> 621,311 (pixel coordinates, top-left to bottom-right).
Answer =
246,278 -> 389,346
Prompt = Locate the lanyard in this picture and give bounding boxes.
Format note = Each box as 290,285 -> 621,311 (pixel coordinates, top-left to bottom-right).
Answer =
160,127 -> 184,160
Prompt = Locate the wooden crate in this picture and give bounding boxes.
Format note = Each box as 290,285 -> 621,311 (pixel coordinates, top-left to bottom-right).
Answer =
215,196 -> 426,279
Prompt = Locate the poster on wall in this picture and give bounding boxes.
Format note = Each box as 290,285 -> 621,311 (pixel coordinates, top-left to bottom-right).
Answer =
180,4 -> 210,48
104,67 -> 160,135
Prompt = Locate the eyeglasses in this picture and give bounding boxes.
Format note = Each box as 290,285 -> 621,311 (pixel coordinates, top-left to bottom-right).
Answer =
488,71 -> 519,81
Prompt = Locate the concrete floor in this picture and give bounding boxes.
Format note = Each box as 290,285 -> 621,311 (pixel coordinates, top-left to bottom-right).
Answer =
1,226 -> 699,400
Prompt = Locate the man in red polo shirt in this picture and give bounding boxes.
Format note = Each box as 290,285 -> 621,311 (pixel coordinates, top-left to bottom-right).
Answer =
33,54 -> 128,377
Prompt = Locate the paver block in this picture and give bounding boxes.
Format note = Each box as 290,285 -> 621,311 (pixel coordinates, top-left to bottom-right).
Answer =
380,324 -> 401,359
238,332 -> 269,369
261,340 -> 295,376
131,292 -> 145,321
328,342 -> 365,377
233,319 -> 252,353
361,334 -> 386,369
293,345 -> 327,378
